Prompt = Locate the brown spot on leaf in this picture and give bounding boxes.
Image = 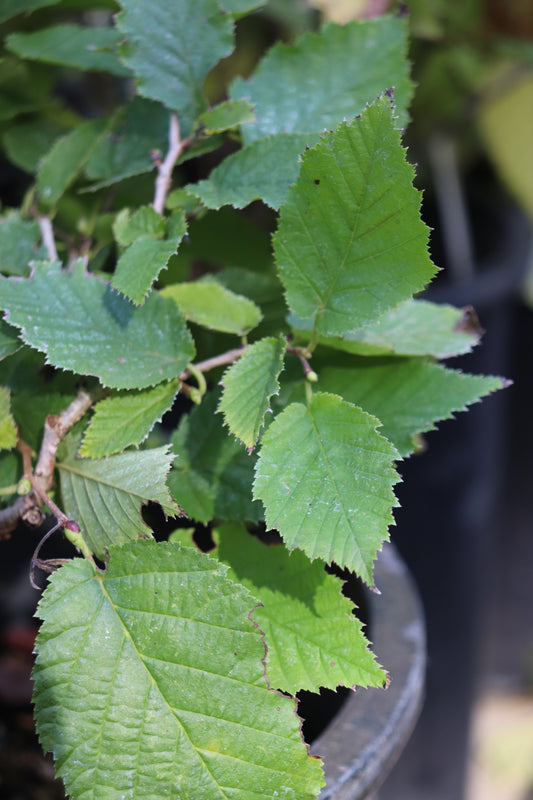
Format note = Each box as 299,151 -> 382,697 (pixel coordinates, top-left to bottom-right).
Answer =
314,179 -> 320,185
454,305 -> 483,340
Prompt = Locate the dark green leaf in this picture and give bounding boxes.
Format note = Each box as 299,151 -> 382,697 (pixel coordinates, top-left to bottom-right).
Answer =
3,119 -> 71,174
315,354 -> 506,456
192,132 -> 318,210
84,98 -> 169,188
0,0 -> 60,23
6,25 -> 131,76
0,260 -> 195,389
37,117 -> 111,208
116,0 -> 234,137
0,319 -> 21,361
169,391 -> 262,524
0,212 -> 47,277
230,16 -> 413,140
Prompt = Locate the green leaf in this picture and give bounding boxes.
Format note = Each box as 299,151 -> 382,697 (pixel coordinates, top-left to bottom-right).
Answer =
6,25 -> 131,77
0,0 -> 60,22
57,445 -> 177,558
230,16 -> 413,142
192,132 -> 317,210
315,354 -> 506,456
162,280 -> 262,336
84,98 -> 170,189
213,522 -> 386,694
37,116 -> 111,208
0,260 -> 195,390
0,319 -> 21,361
218,337 -> 287,450
169,391 -> 262,525
218,0 -> 265,12
0,387 -> 17,450
80,380 -> 179,458
290,299 -> 483,359
113,205 -> 167,245
274,99 -> 435,336
112,212 -> 187,305
116,0 -> 234,137
210,267 -> 288,339
3,119 -> 71,174
33,541 -> 324,800
254,392 -> 399,584
197,99 -> 255,134
0,211 -> 47,277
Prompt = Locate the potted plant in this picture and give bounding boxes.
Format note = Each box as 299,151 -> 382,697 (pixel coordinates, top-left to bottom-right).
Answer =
0,2 -> 505,798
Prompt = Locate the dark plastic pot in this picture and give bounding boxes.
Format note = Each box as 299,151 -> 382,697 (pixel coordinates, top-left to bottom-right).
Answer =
310,543 -> 426,800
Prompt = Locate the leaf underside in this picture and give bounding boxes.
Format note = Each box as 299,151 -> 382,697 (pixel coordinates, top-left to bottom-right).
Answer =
58,445 -> 178,558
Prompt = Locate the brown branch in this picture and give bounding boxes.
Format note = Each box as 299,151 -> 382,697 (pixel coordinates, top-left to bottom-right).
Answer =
37,216 -> 59,262
152,114 -> 193,215
0,387 -> 100,538
179,348 -> 245,382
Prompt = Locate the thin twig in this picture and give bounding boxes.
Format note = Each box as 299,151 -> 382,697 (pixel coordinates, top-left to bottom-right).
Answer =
34,388 -> 96,490
179,348 -> 245,382
38,216 -> 59,262
152,114 -> 193,215
0,387 -> 101,538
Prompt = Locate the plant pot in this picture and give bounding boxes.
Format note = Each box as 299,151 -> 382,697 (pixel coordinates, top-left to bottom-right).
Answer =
310,542 -> 426,800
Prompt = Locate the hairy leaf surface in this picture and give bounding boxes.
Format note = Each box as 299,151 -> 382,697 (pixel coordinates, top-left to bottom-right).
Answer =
57,445 -> 177,558
33,541 -> 324,800
218,337 -> 286,449
0,261 -> 195,389
213,523 -> 387,694
6,25 -> 131,76
254,392 -> 399,584
80,380 -> 179,458
116,0 -> 234,137
231,16 -> 412,141
169,391 -> 262,524
316,355 -> 506,456
274,99 -> 435,337
162,281 -> 262,335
